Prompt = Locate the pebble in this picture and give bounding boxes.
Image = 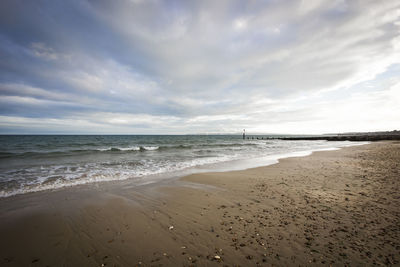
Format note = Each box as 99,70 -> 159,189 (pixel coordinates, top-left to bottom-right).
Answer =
169,226 -> 174,230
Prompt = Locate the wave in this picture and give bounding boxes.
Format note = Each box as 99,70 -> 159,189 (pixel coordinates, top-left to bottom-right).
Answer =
103,146 -> 160,152
0,143 -> 259,158
141,146 -> 159,151
0,152 -> 15,158
0,146 -> 162,158
99,146 -> 140,152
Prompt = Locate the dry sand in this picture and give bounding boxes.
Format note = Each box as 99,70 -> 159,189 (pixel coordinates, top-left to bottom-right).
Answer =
0,141 -> 399,266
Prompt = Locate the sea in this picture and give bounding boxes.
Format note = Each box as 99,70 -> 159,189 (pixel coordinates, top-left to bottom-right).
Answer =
0,135 -> 366,198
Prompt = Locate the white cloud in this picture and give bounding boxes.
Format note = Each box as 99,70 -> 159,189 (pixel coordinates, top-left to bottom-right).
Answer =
30,42 -> 59,61
1,0 -> 400,134
233,18 -> 247,31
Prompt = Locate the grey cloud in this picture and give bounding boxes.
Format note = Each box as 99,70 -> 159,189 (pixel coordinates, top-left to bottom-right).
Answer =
0,0 -> 399,133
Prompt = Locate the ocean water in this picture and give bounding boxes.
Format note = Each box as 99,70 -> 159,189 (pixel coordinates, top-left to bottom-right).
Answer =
0,135 -> 364,198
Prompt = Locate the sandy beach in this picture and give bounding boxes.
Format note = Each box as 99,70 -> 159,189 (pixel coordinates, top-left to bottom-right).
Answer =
0,141 -> 399,266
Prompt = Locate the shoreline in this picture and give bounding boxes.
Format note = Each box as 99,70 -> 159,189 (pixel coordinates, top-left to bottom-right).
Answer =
0,140 -> 367,199
1,141 -> 399,266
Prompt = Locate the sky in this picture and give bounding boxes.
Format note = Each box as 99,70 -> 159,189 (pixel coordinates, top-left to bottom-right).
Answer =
0,0 -> 399,134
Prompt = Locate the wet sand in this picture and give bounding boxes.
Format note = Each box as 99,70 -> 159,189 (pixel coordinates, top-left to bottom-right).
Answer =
0,141 -> 399,266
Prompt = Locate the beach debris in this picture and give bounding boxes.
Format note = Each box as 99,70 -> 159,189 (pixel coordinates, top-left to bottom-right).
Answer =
181,246 -> 186,249
169,225 -> 174,230
214,255 -> 221,261
3,257 -> 12,263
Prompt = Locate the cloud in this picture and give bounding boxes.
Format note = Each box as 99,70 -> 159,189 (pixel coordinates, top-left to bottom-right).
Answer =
0,0 -> 399,134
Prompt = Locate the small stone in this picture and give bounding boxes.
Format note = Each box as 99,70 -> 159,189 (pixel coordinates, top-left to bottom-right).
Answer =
169,226 -> 174,230
214,255 -> 221,260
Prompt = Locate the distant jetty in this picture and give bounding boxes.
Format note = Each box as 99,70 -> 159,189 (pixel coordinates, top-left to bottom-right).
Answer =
249,131 -> 400,142
280,131 -> 400,141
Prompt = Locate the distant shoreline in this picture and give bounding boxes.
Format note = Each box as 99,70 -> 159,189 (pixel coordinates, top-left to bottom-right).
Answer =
239,130 -> 400,141
277,134 -> 400,141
